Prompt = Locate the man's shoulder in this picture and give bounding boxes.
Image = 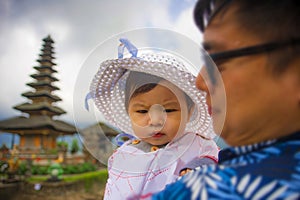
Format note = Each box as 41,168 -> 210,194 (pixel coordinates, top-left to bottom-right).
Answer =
152,135 -> 300,200
153,159 -> 300,200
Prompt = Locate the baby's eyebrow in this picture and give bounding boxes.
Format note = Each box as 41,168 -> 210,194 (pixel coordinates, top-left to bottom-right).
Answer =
130,103 -> 148,108
163,101 -> 180,107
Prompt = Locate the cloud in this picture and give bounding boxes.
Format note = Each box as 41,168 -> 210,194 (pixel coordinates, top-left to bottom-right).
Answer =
173,4 -> 203,45
0,22 -> 40,117
0,0 -> 202,130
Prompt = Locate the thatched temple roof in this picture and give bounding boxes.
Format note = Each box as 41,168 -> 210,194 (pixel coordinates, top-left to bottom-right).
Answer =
0,115 -> 76,134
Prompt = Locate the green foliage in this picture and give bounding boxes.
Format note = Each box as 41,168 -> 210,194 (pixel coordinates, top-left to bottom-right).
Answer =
63,170 -> 108,192
17,162 -> 27,175
0,144 -> 9,150
70,138 -> 80,154
0,160 -> 9,174
57,141 -> 68,151
63,165 -> 78,174
27,169 -> 108,188
27,175 -> 48,183
31,165 -> 48,175
48,163 -> 64,179
39,166 -> 48,175
5,160 -> 98,176
48,148 -> 58,154
62,162 -> 97,174
78,162 -> 97,173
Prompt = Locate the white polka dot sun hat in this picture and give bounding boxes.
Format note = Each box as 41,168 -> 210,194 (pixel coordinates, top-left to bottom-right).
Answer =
86,38 -> 215,139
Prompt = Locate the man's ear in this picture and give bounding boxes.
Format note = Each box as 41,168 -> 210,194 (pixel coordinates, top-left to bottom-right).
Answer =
298,66 -> 300,105
296,62 -> 300,106
298,84 -> 300,106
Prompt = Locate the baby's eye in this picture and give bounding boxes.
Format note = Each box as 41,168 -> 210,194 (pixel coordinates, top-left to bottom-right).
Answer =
165,109 -> 177,113
136,110 -> 148,114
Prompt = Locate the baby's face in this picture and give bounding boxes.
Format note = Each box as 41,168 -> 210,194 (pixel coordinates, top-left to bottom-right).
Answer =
128,80 -> 189,146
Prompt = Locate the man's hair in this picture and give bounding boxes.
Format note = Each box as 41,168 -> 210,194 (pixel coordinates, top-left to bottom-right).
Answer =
124,71 -> 194,112
194,0 -> 300,73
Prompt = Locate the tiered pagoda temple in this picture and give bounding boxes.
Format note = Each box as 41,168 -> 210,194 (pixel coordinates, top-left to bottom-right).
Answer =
0,35 -> 77,156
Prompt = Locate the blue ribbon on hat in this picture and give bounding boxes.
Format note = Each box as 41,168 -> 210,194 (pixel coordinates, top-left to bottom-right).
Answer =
85,92 -> 93,111
118,38 -> 138,58
85,38 -> 138,111
114,132 -> 136,146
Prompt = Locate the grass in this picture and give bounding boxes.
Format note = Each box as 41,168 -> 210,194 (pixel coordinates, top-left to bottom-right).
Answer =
26,175 -> 48,183
63,169 -> 108,183
20,169 -> 108,196
26,169 -> 108,184
63,169 -> 108,192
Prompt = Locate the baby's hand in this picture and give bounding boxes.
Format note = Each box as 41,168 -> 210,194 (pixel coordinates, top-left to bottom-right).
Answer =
179,168 -> 192,176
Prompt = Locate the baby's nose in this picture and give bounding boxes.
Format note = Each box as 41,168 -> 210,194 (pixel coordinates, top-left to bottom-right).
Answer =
149,104 -> 167,127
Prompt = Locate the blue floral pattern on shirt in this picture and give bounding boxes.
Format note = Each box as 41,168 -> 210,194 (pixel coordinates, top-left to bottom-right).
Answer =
152,132 -> 300,200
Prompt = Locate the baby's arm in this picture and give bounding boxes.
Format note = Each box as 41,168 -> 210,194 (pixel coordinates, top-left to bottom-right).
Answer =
179,156 -> 217,176
179,135 -> 219,176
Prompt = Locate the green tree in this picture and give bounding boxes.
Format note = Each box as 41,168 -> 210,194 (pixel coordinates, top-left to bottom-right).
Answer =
57,141 -> 68,152
71,138 -> 79,154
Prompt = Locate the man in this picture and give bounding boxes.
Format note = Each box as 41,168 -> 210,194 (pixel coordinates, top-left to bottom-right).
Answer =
152,0 -> 300,199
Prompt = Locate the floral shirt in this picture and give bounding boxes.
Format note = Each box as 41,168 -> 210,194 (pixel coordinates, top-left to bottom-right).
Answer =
152,131 -> 300,200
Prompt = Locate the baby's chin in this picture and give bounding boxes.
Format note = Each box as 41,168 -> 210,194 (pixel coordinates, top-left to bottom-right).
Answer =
143,137 -> 170,147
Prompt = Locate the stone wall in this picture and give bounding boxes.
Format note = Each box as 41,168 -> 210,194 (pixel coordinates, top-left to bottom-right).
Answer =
0,179 -> 105,200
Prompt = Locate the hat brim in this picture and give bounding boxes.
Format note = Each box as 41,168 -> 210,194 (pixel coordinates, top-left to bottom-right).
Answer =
90,53 -> 215,139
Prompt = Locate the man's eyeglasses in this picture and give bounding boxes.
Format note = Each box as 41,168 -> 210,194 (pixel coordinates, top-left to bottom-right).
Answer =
202,38 -> 300,84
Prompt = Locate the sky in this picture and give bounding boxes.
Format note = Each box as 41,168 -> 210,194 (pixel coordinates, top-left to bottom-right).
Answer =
0,0 -> 204,132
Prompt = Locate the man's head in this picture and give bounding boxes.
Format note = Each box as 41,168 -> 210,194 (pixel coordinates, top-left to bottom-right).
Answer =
195,0 -> 300,73
194,0 -> 300,146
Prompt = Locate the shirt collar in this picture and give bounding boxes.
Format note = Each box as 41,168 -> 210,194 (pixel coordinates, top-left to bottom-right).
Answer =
219,131 -> 300,163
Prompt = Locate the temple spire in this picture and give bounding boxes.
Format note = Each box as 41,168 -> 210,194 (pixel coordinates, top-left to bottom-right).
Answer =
14,35 -> 65,118
0,35 -> 76,155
